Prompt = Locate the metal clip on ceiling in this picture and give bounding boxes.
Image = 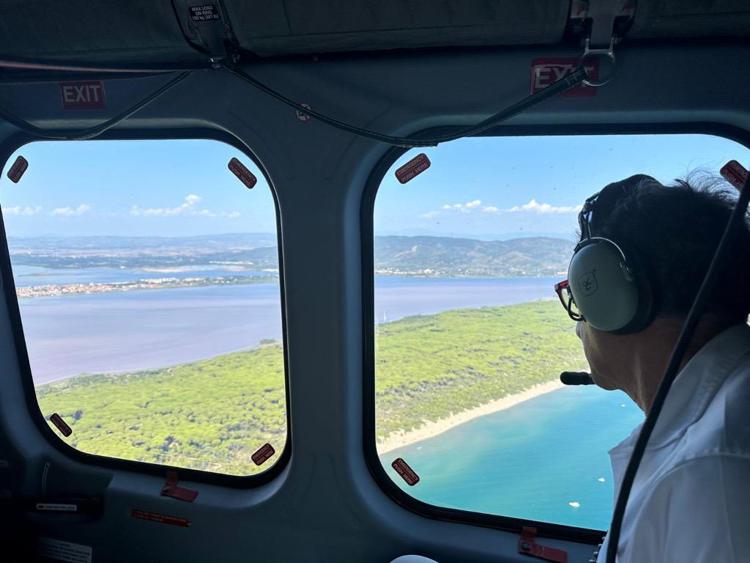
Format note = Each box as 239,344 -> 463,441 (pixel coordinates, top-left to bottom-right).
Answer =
574,0 -> 636,87
170,0 -> 240,68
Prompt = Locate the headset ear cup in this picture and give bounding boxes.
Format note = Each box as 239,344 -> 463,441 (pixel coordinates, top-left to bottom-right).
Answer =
615,248 -> 656,334
568,239 -> 654,333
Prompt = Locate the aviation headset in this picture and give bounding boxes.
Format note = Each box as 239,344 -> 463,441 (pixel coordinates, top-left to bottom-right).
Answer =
567,178 -> 656,333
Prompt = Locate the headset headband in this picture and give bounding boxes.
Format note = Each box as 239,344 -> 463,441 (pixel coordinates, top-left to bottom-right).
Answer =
578,192 -> 600,240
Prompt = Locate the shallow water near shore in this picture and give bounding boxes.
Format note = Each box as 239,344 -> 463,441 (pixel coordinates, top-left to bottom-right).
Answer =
379,384 -> 643,530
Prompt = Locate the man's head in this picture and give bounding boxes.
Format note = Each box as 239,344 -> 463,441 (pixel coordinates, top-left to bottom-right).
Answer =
571,174 -> 750,407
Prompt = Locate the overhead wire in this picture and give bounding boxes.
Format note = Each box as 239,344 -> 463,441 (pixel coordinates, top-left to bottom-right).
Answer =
0,70 -> 192,141
226,65 -> 587,147
0,58 -> 206,74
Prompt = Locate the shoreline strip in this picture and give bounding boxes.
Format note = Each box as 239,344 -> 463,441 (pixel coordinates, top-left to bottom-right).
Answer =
377,380 -> 565,455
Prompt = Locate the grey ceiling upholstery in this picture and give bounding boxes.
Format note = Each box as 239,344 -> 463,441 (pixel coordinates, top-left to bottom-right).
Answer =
0,0 -> 747,65
224,0 -> 570,56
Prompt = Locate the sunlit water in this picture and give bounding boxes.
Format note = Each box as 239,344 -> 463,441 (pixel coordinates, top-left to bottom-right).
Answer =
16,271 -> 558,383
380,385 -> 643,530
13,267 -> 641,528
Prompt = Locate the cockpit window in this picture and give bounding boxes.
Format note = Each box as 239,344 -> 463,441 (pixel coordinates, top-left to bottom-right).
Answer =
0,139 -> 287,477
372,133 -> 749,529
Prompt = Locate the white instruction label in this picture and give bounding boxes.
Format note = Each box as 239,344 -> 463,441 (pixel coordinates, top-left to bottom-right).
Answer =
38,537 -> 92,563
36,502 -> 78,512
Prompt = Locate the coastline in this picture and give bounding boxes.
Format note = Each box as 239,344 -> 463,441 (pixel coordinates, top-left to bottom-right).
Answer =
377,380 -> 565,454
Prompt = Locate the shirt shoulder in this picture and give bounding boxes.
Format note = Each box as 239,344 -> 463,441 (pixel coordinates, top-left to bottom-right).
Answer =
631,454 -> 750,562
684,353 -> 750,460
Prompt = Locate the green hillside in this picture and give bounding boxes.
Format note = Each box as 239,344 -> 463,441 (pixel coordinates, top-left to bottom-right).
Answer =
37,300 -> 586,476
374,236 -> 573,277
12,234 -> 573,277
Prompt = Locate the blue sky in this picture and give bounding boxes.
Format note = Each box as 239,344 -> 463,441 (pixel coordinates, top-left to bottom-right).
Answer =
0,139 -> 277,237
376,134 -> 749,240
0,134 -> 747,240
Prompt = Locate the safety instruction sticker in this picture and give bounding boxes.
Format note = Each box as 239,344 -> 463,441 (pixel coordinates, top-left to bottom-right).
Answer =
395,153 -> 431,184
251,443 -> 275,465
132,508 -> 190,527
7,155 -> 28,183
189,4 -> 219,22
50,413 -> 73,437
392,457 -> 420,486
531,58 -> 598,97
36,502 -> 78,513
720,160 -> 748,190
38,537 -> 92,563
228,158 -> 258,190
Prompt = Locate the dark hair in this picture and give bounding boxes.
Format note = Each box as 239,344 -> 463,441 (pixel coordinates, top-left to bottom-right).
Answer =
586,173 -> 750,322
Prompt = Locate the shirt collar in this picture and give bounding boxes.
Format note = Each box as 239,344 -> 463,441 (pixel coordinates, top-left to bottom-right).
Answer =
611,323 -> 750,456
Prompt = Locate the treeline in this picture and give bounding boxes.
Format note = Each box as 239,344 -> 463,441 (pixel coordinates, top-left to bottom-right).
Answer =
37,300 -> 585,475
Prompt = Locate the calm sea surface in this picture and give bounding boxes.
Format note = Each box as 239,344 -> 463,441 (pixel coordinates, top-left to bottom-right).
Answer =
380,384 -> 643,530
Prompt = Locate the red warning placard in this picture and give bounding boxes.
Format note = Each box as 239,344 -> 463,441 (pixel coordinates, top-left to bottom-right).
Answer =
391,457 -> 419,486
720,160 -> 748,191
228,158 -> 257,189
60,81 -> 105,109
160,471 -> 198,502
530,58 -> 598,97
7,156 -> 28,183
251,443 -> 275,466
49,413 -> 72,437
132,509 -> 190,527
395,153 -> 431,184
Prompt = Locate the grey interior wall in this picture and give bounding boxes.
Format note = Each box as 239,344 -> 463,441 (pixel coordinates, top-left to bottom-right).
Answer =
0,43 -> 748,562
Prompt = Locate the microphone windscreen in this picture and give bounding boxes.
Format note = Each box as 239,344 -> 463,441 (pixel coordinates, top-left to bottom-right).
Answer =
560,371 -> 594,385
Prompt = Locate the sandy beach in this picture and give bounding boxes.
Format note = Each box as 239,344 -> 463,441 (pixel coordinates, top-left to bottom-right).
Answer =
377,379 -> 565,454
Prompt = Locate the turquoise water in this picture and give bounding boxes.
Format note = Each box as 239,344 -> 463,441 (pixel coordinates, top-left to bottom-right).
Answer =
379,385 -> 644,530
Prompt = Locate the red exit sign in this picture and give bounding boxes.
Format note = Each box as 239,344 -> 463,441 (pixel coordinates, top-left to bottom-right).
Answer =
60,81 -> 106,109
530,58 -> 599,97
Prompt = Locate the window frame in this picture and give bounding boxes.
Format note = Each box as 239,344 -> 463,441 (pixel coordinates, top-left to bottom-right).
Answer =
0,129 -> 292,488
361,123 -> 750,543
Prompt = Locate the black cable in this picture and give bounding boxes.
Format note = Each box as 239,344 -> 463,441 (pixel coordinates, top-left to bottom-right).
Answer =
227,65 -> 588,148
0,71 -> 191,140
0,57 -> 208,74
605,170 -> 750,563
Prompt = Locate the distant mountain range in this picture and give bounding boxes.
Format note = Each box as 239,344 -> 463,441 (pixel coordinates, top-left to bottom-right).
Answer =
375,236 -> 573,277
8,234 -> 574,277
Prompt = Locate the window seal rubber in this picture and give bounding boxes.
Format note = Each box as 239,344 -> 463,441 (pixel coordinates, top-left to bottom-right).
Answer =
0,128 -> 292,488
360,122 -> 750,544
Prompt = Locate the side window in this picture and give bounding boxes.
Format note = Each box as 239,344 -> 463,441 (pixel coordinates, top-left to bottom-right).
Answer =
372,134 -> 749,529
0,139 -> 287,477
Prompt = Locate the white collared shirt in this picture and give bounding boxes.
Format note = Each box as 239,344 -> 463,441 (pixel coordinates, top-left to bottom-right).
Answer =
597,323 -> 750,563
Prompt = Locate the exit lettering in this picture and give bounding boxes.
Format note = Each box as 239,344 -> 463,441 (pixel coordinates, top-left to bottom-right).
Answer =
60,81 -> 106,109
530,58 -> 598,97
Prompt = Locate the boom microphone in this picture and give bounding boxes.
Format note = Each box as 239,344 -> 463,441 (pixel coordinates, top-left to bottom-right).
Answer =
560,371 -> 594,385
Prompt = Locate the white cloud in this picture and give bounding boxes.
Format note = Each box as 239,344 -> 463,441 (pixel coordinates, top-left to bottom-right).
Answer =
420,210 -> 441,219
130,194 -> 240,219
482,206 -> 499,213
130,194 -> 201,217
424,199 -> 484,219
507,199 -> 582,214
3,205 -> 41,216
51,204 -> 90,217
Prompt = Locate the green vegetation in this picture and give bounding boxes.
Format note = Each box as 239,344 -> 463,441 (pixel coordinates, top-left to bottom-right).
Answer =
375,236 -> 574,277
37,300 -> 586,476
37,343 -> 287,476
375,300 -> 586,438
